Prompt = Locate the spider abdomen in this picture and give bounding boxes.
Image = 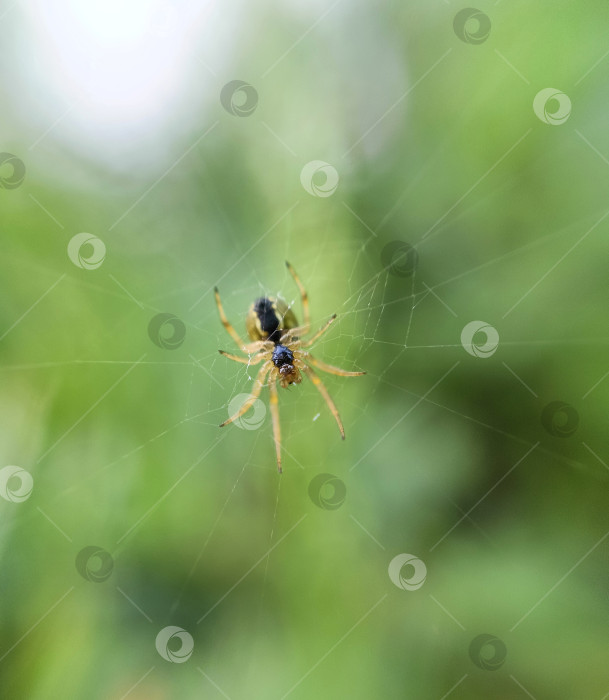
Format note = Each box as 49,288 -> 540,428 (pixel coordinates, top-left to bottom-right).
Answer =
245,296 -> 298,343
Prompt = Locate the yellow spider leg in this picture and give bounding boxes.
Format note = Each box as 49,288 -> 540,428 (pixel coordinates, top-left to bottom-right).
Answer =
220,361 -> 272,427
286,261 -> 310,335
302,365 -> 345,440
218,350 -> 267,365
298,352 -> 366,377
300,314 -> 337,348
268,378 -> 282,473
214,286 -> 247,349
250,340 -> 276,352
279,328 -> 304,344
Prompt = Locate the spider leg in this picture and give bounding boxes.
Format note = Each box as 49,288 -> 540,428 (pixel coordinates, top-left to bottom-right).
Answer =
279,328 -> 304,344
249,340 -> 276,353
268,377 -> 282,473
300,314 -> 337,348
219,350 -> 267,365
214,286 -> 248,349
302,364 -> 345,440
297,352 -> 366,377
286,261 -> 310,335
220,361 -> 272,427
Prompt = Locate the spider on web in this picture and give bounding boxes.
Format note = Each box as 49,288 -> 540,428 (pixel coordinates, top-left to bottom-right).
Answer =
215,261 -> 366,472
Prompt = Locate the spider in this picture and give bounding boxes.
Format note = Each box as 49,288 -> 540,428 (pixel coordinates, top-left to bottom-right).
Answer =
215,262 -> 365,473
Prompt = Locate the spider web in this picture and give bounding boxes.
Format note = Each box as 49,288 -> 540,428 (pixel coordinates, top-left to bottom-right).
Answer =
2,2 -> 609,696
193,212 -> 588,477
4,189 -> 605,543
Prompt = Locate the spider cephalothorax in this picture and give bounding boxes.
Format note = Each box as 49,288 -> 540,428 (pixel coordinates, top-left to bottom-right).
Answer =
215,262 -> 365,472
272,344 -> 302,387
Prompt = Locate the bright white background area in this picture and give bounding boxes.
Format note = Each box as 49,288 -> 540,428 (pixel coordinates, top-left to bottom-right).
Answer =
17,0 -> 226,168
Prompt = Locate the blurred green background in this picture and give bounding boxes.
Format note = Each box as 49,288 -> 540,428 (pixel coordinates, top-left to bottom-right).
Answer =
2,0 -> 609,697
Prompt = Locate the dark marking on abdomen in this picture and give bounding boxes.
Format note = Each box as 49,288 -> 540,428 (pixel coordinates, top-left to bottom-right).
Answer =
254,297 -> 281,342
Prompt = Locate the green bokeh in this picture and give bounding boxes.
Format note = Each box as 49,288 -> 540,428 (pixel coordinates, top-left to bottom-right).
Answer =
2,1 -> 609,698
